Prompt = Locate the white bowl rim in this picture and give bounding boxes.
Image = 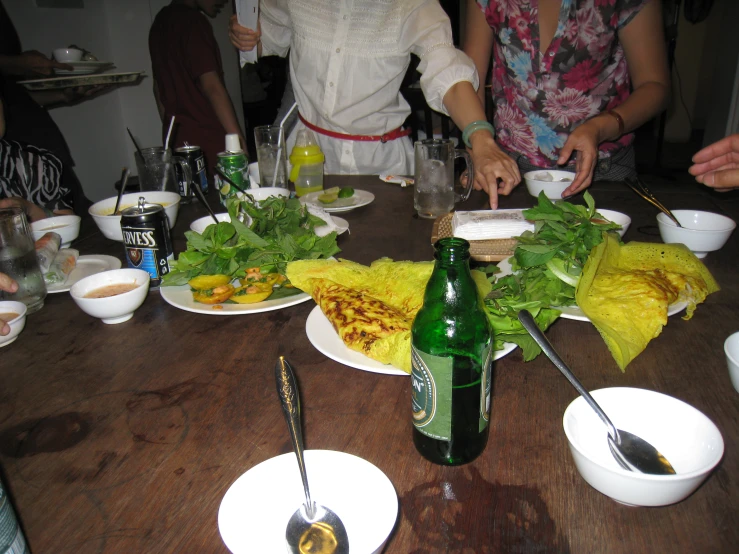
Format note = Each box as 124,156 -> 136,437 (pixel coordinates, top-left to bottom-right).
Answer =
563,387 -> 724,481
31,214 -> 81,227
0,300 -> 28,323
70,268 -> 150,299
523,169 -> 576,183
657,210 -> 737,233
89,191 -> 181,216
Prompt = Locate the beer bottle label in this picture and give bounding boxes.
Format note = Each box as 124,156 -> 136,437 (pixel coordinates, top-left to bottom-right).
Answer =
411,346 -> 452,440
479,343 -> 493,432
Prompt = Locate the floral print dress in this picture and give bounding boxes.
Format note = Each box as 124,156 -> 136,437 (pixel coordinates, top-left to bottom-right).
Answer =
476,0 -> 648,170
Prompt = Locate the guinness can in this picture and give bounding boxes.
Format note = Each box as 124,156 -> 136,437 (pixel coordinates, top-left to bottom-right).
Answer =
120,197 -> 173,289
174,145 -> 208,196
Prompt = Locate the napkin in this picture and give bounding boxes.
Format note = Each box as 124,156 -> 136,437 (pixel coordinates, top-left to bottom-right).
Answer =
452,210 -> 534,240
305,204 -> 339,237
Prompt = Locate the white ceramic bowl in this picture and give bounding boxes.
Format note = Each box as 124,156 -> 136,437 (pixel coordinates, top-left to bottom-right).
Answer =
236,187 -> 290,203
0,301 -> 28,348
563,387 -> 724,507
594,209 -> 631,237
53,47 -> 83,62
724,332 -> 739,393
70,268 -> 150,324
31,214 -> 81,247
524,170 -> 576,200
248,162 -> 260,186
657,210 -> 736,258
189,213 -> 231,234
89,191 -> 181,242
219,450 -> 397,554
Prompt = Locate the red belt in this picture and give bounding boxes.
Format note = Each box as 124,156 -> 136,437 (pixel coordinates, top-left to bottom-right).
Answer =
298,113 -> 411,143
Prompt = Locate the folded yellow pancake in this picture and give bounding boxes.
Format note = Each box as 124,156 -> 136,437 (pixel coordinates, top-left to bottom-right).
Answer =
287,258 -> 492,372
576,234 -> 719,370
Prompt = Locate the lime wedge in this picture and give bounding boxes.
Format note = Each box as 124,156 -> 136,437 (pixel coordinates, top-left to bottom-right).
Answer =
323,186 -> 340,196
318,193 -> 339,204
338,187 -> 354,198
220,183 -> 230,195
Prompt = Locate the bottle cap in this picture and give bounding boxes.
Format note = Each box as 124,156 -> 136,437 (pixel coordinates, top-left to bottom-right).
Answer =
225,133 -> 242,153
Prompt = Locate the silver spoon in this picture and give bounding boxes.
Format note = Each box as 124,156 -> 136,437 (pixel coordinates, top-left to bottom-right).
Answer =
517,310 -> 676,475
275,357 -> 350,554
113,167 -> 130,215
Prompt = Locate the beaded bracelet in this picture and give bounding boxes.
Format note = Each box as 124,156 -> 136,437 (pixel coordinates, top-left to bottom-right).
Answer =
462,120 -> 495,148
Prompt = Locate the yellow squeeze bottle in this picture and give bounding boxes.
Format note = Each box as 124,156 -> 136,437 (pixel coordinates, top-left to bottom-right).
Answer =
289,129 -> 325,197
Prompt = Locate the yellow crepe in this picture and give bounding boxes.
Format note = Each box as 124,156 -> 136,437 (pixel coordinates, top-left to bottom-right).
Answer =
576,234 -> 718,371
287,258 -> 492,372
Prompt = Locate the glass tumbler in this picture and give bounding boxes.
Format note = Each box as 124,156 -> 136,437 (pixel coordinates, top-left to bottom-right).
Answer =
0,207 -> 47,314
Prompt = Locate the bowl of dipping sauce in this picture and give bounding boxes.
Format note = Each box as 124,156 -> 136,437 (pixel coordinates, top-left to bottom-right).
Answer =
31,214 -> 81,247
524,170 -> 575,200
89,191 -> 180,242
657,210 -> 736,258
70,268 -> 150,324
0,301 -> 28,348
563,387 -> 724,507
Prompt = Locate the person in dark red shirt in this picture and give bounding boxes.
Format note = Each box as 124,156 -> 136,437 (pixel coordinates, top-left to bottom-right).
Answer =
149,0 -> 245,185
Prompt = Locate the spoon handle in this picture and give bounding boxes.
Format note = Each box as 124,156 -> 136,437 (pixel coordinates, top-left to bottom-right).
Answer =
190,180 -> 220,225
517,310 -> 619,440
275,357 -> 314,517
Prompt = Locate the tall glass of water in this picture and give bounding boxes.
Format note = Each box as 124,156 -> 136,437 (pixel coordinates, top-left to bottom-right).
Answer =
413,139 -> 474,219
254,125 -> 288,188
0,207 -> 47,314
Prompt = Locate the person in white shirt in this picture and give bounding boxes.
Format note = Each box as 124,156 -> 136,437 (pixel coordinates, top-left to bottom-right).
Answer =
229,0 -> 519,205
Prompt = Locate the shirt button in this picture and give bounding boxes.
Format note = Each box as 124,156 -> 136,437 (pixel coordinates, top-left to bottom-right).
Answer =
336,48 -> 340,53
343,15 -> 347,20
329,82 -> 334,87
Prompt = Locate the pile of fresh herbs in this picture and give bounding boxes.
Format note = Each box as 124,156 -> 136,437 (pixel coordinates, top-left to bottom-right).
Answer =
161,196 -> 340,295
483,191 -> 622,360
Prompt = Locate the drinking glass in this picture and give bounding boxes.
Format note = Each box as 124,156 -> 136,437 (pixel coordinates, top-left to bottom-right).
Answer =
413,139 -> 474,219
254,125 -> 288,188
0,207 -> 47,313
135,147 -> 188,195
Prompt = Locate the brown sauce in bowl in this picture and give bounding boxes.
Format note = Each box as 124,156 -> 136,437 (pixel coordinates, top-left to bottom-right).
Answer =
0,312 -> 19,322
84,283 -> 139,298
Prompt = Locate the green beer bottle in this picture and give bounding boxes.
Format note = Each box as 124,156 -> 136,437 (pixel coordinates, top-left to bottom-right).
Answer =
411,237 -> 494,465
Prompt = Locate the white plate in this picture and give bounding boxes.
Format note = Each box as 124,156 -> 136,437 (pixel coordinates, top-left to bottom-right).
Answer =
300,189 -> 375,213
54,61 -> 115,75
218,450 -> 398,554
496,257 -> 687,321
329,215 -> 349,235
47,254 -> 121,294
160,283 -> 311,315
306,305 -> 517,375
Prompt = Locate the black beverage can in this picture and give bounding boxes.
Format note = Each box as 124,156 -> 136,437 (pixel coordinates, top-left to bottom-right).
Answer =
120,198 -> 173,289
175,145 -> 208,196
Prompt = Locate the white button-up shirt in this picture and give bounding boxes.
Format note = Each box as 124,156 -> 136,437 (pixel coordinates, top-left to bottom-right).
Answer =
260,0 -> 478,175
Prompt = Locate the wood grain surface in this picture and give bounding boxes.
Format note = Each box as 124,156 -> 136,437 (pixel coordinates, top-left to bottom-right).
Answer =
1,176 -> 737,553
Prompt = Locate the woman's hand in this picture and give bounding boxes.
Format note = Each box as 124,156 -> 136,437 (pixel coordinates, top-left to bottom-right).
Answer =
467,133 -> 521,209
228,15 -> 261,52
0,272 -> 19,336
688,134 -> 739,190
557,120 -> 601,197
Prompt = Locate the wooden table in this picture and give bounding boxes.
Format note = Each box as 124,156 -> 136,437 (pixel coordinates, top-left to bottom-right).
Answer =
2,176 -> 738,553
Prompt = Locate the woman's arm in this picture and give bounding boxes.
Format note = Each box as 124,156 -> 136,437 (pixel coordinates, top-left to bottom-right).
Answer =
443,81 -> 520,209
462,0 -> 495,106
558,0 -> 670,196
